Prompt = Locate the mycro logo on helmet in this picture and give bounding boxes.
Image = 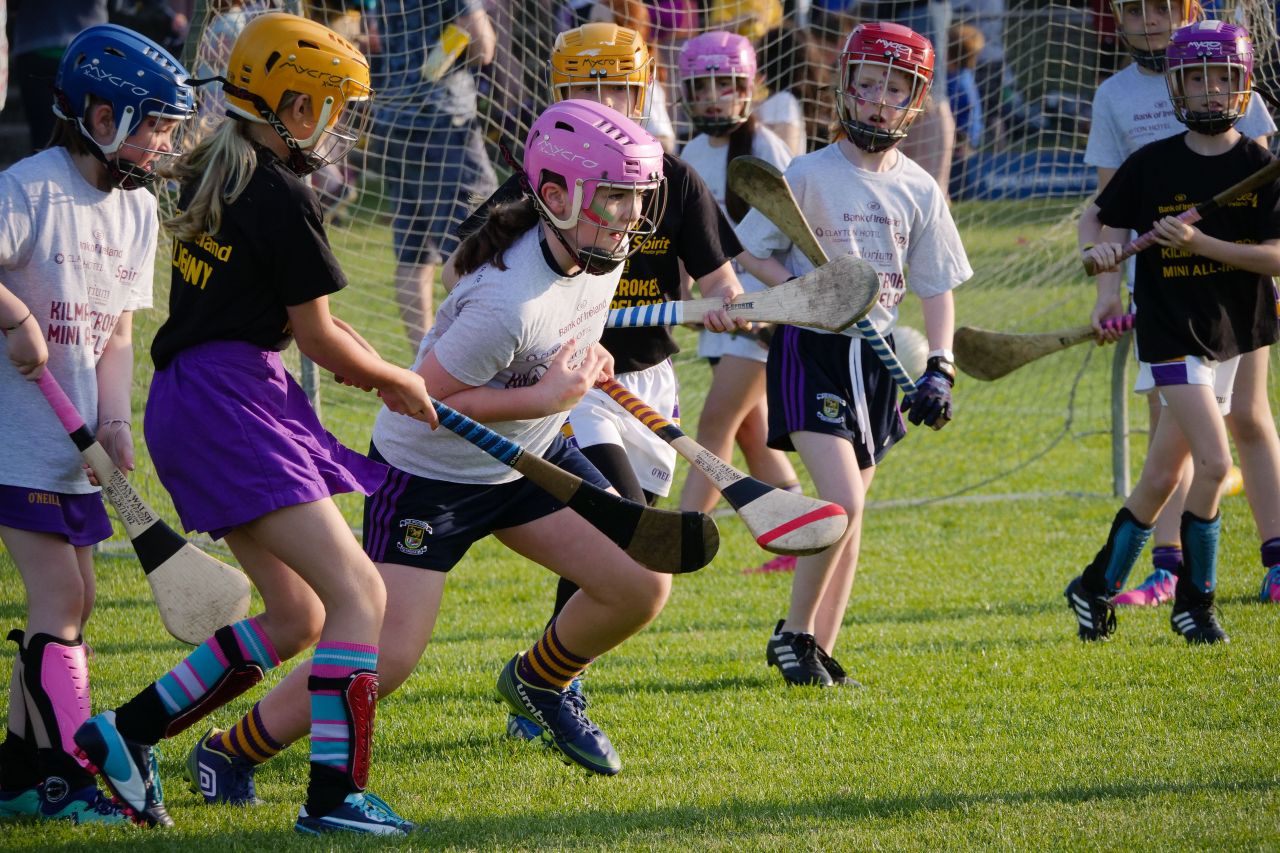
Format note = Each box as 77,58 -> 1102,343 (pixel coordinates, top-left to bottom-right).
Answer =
280,59 -> 344,88
873,39 -> 912,59
1185,41 -> 1226,54
537,137 -> 600,169
80,64 -> 149,97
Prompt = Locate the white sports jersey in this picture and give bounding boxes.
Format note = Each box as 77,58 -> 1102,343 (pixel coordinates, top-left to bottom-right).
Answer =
683,124 -> 793,358
0,147 -> 156,493
1085,63 -> 1275,170
373,227 -> 620,484
736,143 -> 971,337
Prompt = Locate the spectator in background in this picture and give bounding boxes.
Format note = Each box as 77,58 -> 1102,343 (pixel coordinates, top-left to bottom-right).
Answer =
946,21 -> 983,157
952,0 -> 1011,145
10,2 -> 108,153
756,23 -> 823,155
370,0 -> 498,349
108,1 -> 189,53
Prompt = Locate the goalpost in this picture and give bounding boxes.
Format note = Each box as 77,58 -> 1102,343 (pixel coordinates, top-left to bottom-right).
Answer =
112,0 -> 1280,553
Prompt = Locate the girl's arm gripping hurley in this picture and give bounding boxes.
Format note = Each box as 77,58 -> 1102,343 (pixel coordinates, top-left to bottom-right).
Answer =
954,315 -> 1134,381
600,379 -> 848,555
432,401 -> 718,574
1083,156 -> 1280,275
32,371 -> 251,645
727,155 -> 919,397
605,254 -> 880,333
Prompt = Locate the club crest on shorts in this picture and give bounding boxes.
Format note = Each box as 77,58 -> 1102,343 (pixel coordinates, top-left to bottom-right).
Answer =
397,518 -> 433,556
816,392 -> 846,424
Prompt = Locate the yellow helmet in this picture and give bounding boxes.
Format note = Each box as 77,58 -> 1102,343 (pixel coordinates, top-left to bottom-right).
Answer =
548,23 -> 654,121
708,0 -> 783,42
223,12 -> 372,174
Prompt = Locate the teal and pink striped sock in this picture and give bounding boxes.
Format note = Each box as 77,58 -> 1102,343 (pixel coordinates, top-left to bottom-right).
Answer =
308,642 -> 378,776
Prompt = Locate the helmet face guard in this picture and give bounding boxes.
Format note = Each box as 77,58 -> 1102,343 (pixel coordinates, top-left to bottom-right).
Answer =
524,99 -> 667,275
678,31 -> 758,136
1109,0 -> 1200,71
53,23 -> 196,188
219,12 -> 373,176
1166,20 -> 1253,135
837,23 -> 934,154
548,23 -> 655,122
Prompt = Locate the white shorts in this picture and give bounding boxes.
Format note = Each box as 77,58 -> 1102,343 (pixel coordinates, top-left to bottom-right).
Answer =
1135,355 -> 1240,415
696,269 -> 770,364
696,327 -> 770,363
567,360 -> 680,496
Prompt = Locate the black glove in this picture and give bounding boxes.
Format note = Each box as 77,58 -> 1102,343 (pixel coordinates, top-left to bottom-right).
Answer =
901,356 -> 955,430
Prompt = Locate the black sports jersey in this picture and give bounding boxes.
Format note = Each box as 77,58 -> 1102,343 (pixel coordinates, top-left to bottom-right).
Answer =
1098,134 -> 1280,362
151,147 -> 348,370
456,153 -> 742,373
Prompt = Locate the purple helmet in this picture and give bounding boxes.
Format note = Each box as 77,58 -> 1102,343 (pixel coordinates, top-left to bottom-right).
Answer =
1165,20 -> 1253,135
524,99 -> 666,274
678,31 -> 758,135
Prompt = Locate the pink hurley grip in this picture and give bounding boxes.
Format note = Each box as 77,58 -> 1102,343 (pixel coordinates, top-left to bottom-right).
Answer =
35,371 -> 87,434
1100,314 -> 1135,334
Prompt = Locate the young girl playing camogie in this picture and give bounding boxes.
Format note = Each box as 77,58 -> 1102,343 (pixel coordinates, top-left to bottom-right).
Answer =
673,30 -> 805,575
443,22 -> 752,739
71,13 -> 436,835
1071,20 -> 1280,644
176,99 -> 675,792
1085,0 -> 1280,608
0,24 -> 194,825
736,22 -> 971,687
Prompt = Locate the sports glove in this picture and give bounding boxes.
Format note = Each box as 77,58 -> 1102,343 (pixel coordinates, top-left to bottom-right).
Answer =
901,356 -> 955,430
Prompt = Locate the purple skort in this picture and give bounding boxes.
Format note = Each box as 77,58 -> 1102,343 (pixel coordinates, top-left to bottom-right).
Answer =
0,483 -> 112,546
144,340 -> 388,539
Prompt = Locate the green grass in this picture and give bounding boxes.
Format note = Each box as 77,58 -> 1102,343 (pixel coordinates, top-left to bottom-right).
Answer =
5,189 -> 1279,849
2,494 -> 1278,850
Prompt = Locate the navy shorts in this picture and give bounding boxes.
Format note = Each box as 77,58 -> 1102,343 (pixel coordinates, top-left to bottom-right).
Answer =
375,117 -> 498,267
0,483 -> 111,547
766,325 -> 907,470
362,435 -> 612,572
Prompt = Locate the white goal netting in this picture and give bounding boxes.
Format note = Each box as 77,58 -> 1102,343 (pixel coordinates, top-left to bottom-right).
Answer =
113,0 -> 1280,549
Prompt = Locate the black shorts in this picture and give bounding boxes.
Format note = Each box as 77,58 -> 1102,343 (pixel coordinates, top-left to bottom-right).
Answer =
765,325 -> 907,470
362,435 -> 611,572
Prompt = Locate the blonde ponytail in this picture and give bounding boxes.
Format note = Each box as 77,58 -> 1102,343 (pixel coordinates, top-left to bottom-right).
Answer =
162,119 -> 258,243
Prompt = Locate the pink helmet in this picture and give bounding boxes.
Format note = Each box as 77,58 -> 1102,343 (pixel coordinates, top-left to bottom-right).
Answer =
1165,19 -> 1253,135
524,99 -> 667,273
678,31 -> 758,135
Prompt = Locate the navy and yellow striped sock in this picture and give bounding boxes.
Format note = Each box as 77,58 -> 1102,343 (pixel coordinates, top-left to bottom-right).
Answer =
211,703 -> 286,765
516,621 -> 592,691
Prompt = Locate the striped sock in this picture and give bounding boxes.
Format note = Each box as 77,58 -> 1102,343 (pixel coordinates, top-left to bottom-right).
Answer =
516,620 -> 592,691
153,618 -> 280,719
211,702 -> 286,764
308,642 -> 377,775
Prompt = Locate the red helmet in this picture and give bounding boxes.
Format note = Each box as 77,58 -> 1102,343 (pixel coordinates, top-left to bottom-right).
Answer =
836,22 -> 934,153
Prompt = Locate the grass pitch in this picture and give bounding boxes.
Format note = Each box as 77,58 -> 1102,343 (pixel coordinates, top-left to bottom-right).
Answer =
2,199 -> 1278,848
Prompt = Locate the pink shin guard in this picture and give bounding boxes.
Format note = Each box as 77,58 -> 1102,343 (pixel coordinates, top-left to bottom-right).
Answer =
23,634 -> 90,763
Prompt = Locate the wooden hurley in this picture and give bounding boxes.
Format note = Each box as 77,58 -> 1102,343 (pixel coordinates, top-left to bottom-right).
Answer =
600,379 -> 848,556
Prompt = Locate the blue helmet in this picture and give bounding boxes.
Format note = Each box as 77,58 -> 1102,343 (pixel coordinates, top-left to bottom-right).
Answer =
53,24 -> 196,186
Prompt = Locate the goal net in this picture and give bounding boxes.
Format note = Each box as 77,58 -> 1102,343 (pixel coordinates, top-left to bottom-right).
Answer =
115,0 -> 1280,550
